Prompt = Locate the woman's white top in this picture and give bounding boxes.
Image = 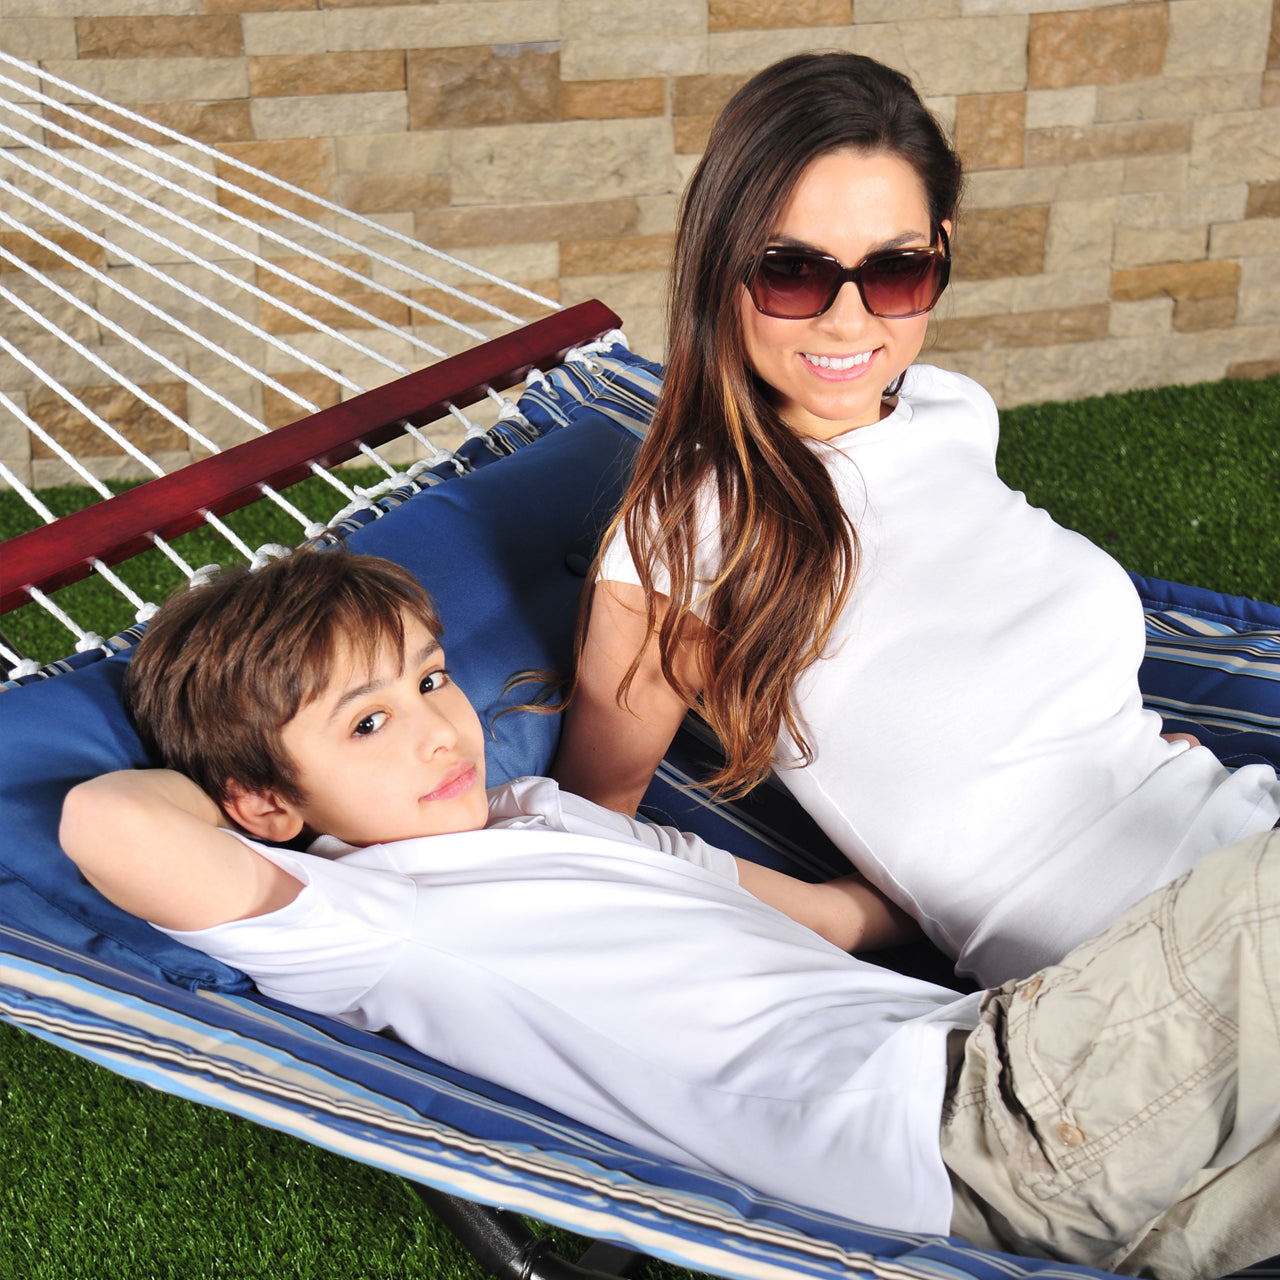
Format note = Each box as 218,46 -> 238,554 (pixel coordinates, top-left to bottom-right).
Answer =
158,777 -> 979,1235
599,364 -> 1280,986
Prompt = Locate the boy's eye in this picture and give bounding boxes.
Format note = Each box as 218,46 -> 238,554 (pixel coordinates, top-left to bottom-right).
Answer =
420,669 -> 450,694
353,711 -> 388,737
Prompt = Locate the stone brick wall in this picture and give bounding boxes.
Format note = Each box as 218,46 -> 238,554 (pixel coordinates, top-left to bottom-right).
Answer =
2,0 -> 1278,419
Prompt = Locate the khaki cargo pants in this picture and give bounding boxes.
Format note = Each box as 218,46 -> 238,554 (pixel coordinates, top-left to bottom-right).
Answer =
941,828 -> 1280,1280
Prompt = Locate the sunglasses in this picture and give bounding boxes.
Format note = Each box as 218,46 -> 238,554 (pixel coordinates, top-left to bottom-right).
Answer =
746,227 -> 951,320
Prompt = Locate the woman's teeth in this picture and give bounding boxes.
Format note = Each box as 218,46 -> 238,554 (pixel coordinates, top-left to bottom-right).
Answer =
803,352 -> 871,370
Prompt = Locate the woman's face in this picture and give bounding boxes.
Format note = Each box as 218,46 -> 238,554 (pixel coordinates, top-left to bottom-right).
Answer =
738,148 -> 948,441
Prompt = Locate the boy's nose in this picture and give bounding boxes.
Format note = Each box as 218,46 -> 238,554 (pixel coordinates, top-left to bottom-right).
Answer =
415,704 -> 458,756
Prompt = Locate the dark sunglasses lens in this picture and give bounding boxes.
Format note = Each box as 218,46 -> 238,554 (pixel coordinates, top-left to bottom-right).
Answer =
752,253 -> 840,318
861,252 -> 947,317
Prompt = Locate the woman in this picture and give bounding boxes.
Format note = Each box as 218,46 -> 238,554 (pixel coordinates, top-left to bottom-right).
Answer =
552,52 -> 1280,986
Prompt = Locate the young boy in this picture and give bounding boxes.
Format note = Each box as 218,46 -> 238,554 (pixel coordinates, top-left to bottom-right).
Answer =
61,548 -> 1280,1279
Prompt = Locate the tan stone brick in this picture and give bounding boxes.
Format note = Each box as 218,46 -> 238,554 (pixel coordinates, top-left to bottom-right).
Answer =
75,14 -> 242,60
27,382 -> 188,458
448,118 -> 674,205
336,171 -> 449,217
215,138 -> 335,218
1109,298 -> 1174,338
858,0 -> 958,18
1190,108 -> 1280,186
1123,154 -> 1189,195
562,0 -> 704,37
673,72 -> 751,117
415,199 -> 637,249
1272,0 -> 1280,66
250,51 -> 405,98
709,0 -> 851,32
205,0 -> 314,10
562,79 -> 665,121
239,10 -> 327,56
40,57 -> 248,104
1096,74 -> 1260,123
263,371 -> 340,433
258,252 -> 414,335
561,232 -> 674,276
1114,226 -> 1211,270
0,229 -> 105,273
1026,120 -> 1192,166
952,205 -> 1050,282
931,304 -> 1110,351
1247,181 -> 1280,218
0,18 -> 76,59
44,100 -> 254,148
955,93 -> 1025,170
675,114 -> 715,155
320,0 -> 425,7
1228,358 -> 1280,378
1173,293 -> 1238,331
1112,260 -> 1242,302
1028,4 -> 1168,89
407,45 -> 560,130
852,16 -> 1029,96
1025,87 -> 1096,131
1265,69 -> 1280,107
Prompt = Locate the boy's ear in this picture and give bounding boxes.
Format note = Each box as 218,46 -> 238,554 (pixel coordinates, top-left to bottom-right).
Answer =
222,781 -> 306,843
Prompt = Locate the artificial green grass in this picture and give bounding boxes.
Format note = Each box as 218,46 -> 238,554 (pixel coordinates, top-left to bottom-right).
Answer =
2,373 -> 1278,1278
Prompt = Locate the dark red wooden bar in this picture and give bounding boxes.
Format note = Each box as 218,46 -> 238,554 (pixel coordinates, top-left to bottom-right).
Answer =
1,300 -> 621,614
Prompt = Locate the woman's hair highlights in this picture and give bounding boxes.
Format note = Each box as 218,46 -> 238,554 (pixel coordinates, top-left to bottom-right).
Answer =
604,53 -> 963,797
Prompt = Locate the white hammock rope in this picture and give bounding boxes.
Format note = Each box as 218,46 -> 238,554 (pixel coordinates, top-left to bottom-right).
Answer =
0,54 -> 589,675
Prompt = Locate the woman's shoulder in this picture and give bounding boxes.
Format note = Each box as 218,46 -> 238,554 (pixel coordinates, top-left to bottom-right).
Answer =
902,364 -> 1000,445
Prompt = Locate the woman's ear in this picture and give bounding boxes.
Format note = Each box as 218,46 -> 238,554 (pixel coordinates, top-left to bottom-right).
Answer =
222,781 -> 306,843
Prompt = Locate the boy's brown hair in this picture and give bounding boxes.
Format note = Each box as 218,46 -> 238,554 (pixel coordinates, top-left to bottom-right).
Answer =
125,548 -> 443,807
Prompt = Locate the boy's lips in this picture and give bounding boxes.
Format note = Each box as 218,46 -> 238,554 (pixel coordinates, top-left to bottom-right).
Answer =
421,764 -> 478,803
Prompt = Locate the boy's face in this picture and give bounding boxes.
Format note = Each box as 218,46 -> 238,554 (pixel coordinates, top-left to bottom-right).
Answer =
278,613 -> 489,846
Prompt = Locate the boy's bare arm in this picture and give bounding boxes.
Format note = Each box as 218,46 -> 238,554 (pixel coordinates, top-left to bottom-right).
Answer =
734,859 -> 920,953
60,770 -> 301,931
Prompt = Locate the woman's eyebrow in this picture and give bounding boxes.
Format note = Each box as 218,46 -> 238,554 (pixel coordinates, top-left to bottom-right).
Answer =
768,230 -> 932,255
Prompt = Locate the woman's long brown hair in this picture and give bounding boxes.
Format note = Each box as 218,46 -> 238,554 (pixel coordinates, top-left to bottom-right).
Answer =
596,54 -> 963,798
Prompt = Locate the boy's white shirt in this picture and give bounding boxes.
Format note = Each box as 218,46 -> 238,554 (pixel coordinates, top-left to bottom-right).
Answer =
156,775 -> 981,1234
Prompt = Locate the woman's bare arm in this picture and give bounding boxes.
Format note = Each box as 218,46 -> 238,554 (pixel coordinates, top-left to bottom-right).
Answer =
60,769 -> 301,931
552,580 -> 703,817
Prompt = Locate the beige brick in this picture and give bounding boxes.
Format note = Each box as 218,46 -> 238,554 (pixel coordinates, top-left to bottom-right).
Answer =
1012,268 -> 1111,311
1028,4 -> 1168,89
44,99 -> 254,148
335,130 -> 450,176
707,27 -> 858,74
851,17 -> 1029,96
1109,297 -> 1174,338
0,18 -> 77,59
0,0 -> 201,15
27,381 -> 188,458
215,138 -> 335,217
0,229 -> 106,273
39,57 -> 249,104
561,0 -> 704,37
562,78 -> 665,121
955,93 -> 1025,170
1114,226 -> 1212,269
1027,120 -> 1192,166
932,304 -> 1110,351
205,0 -> 314,11
1247,181 -> 1280,218
858,0 -> 959,18
1112,259 -> 1242,302
709,0 -> 851,32
250,51 -> 405,98
635,194 -> 678,235
564,35 -> 706,80
240,10 -> 327,56
952,205 -> 1050,282
1164,0 -> 1273,77
1240,255 -> 1280,323
1115,186 -> 1247,233
449,118 -> 675,205
1025,86 -> 1096,130
323,3 -> 561,54
1190,108 -> 1280,186
1271,0 -> 1280,67
1211,219 -> 1280,258
1045,199 -> 1115,271
407,45 -> 560,129
250,92 -> 407,140
561,232 -> 674,276
1123,154 -> 1189,195
410,278 -> 559,325
76,14 -> 242,58
1096,75 -> 1261,123
415,199 -> 637,249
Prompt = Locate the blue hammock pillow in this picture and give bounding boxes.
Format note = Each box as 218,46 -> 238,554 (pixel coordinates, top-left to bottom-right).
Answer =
0,347 -> 655,992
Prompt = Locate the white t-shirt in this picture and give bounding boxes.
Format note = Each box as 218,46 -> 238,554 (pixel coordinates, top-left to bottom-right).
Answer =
599,364 -> 1280,986
158,776 -> 979,1235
